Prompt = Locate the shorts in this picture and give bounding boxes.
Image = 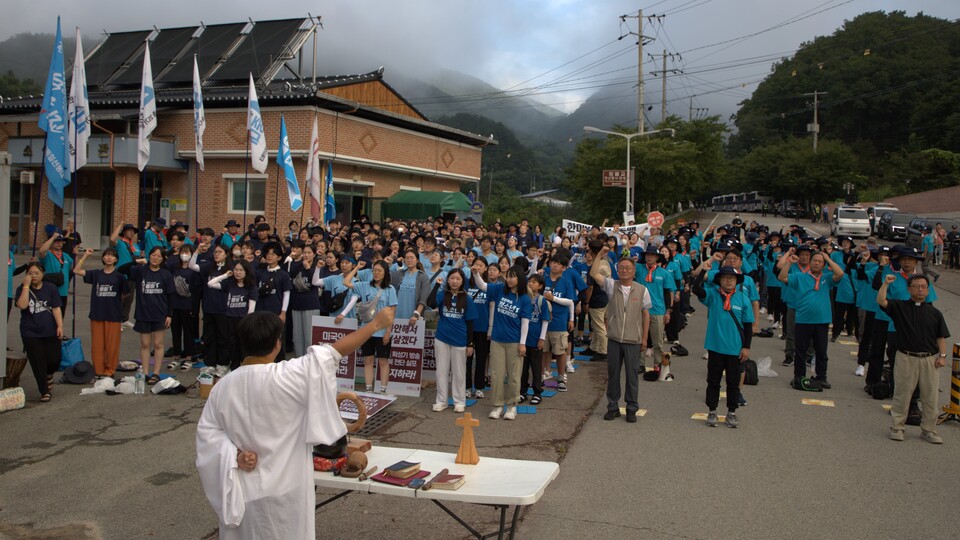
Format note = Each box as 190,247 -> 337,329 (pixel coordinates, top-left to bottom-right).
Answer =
546,331 -> 568,356
360,335 -> 392,358
134,319 -> 166,334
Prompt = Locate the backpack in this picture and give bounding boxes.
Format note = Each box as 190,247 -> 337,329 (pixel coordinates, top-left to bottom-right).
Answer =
871,380 -> 893,400
743,359 -> 759,385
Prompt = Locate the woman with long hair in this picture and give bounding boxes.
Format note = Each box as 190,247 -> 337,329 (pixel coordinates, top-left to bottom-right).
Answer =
288,243 -> 324,357
466,257 -> 492,398
168,244 -> 201,370
341,260 -> 398,393
207,259 -> 258,369
432,268 -> 477,413
194,243 -> 232,377
390,249 -> 430,325
121,246 -> 174,385
16,262 -> 63,402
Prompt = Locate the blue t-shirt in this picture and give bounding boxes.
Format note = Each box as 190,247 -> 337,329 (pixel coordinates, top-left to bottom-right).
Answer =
17,281 -> 62,338
351,282 -> 399,337
487,282 -> 532,344
395,270 -> 423,319
129,265 -> 174,322
699,286 -> 754,356
544,269 -> 579,332
763,251 -> 782,288
466,284 -> 488,332
84,269 -> 124,322
922,234 -> 934,255
525,295 -> 552,348
7,250 -> 14,298
41,251 -> 73,297
787,271 -> 836,324
223,280 -> 259,318
634,264 -> 676,315
856,262 -> 880,313
288,262 -> 321,312
434,290 -> 479,347
255,267 -> 293,315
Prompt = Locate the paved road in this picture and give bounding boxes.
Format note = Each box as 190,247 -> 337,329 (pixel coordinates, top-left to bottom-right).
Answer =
1,211 -> 957,539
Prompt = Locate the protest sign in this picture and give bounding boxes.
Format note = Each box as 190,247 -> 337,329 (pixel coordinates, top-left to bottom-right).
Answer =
312,315 -> 359,391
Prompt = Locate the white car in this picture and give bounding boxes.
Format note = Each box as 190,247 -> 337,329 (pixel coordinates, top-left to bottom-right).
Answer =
831,206 -> 871,238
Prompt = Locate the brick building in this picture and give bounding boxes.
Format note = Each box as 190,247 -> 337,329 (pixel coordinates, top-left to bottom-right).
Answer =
0,18 -> 493,250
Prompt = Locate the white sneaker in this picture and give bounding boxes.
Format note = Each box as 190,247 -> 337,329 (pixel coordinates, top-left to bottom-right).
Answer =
702,352 -> 709,359
645,348 -> 653,358
180,360 -> 195,371
122,321 -> 135,329
454,403 -> 465,413
565,362 -> 576,373
542,370 -> 553,381
855,365 -> 865,377
465,389 -> 474,399
504,406 -> 517,420
432,403 -> 448,412
488,407 -> 502,419
474,389 -> 485,399
767,314 -> 774,321
772,321 -> 780,329
760,307 -> 767,314
561,373 -> 568,383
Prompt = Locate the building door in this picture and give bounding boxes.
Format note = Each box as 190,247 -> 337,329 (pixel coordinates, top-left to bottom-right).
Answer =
138,173 -> 162,229
332,185 -> 369,223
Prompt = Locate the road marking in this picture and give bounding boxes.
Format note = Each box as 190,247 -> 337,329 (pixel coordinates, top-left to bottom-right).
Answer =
882,404 -> 892,412
619,408 -> 647,416
691,412 -> 726,421
838,340 -> 857,346
850,351 -> 858,356
801,398 -> 835,407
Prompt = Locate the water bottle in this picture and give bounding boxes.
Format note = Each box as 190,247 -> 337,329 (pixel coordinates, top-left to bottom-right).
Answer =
134,367 -> 146,395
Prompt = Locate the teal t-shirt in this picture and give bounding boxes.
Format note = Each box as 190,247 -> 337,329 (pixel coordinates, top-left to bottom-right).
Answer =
788,271 -> 837,324
634,264 -> 677,315
700,287 -> 754,356
41,251 -> 73,297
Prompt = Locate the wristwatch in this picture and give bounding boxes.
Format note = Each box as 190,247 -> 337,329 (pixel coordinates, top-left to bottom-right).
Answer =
939,353 -> 947,358
412,311 -> 422,320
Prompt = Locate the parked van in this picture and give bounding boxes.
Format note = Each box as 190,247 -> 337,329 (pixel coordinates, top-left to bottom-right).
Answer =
831,205 -> 871,238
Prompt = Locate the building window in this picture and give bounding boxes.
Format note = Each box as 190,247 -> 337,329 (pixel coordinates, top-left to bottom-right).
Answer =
227,178 -> 266,214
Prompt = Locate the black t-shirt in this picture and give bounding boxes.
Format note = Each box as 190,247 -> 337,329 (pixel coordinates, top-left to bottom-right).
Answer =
129,265 -> 175,322
255,267 -> 292,314
288,261 -> 321,312
170,266 -> 201,311
881,300 -> 950,354
199,261 -> 229,315
84,269 -> 124,322
224,280 -> 259,318
17,282 -> 62,338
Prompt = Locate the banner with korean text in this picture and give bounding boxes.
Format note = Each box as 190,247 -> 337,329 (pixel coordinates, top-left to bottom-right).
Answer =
312,315 -> 358,391
377,319 -> 425,397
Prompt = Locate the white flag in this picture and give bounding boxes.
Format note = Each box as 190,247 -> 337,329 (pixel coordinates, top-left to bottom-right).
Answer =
138,41 -> 157,171
306,115 -> 322,222
192,56 -> 205,171
67,26 -> 89,172
247,73 -> 267,173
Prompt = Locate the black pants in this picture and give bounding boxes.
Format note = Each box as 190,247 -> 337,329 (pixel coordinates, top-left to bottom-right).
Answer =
794,323 -> 828,380
284,308 -> 295,351
866,324 -> 889,385
520,348 -> 543,397
665,302 -> 682,342
466,331 -> 489,391
121,282 -> 134,322
225,316 -> 244,370
202,313 -> 220,365
832,302 -> 858,340
23,335 -> 61,395
170,308 -> 198,357
706,350 -> 741,412
856,311 -> 875,367
6,298 -> 12,320
768,287 -> 785,325
60,295 -> 68,316
948,246 -> 959,269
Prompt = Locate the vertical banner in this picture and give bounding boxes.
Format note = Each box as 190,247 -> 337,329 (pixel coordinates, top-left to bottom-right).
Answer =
375,319 -> 425,397
312,315 -> 358,391
421,328 -> 437,381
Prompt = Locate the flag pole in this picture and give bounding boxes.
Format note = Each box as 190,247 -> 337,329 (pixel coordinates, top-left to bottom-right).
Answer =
71,125 -> 78,338
243,145 -> 249,231
274,160 -> 281,232
299,174 -> 308,226
31,142 -> 47,255
194,162 -> 199,230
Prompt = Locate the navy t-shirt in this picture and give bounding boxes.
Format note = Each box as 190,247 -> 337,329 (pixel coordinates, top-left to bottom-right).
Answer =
83,269 -> 124,322
255,267 -> 292,314
224,280 -> 259,318
288,261 -> 321,311
434,289 -> 478,347
170,266 -> 201,311
129,265 -> 174,322
17,281 -> 62,338
199,261 -> 230,315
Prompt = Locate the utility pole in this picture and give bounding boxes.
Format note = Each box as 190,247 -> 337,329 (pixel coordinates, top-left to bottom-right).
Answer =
621,11 -> 651,134
804,90 -> 827,153
650,50 -> 681,124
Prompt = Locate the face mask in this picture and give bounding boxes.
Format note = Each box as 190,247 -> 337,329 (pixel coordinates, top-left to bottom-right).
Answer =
180,254 -> 191,262
233,251 -> 242,258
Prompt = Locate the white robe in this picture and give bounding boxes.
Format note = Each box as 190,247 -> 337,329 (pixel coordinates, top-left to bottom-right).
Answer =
196,344 -> 347,539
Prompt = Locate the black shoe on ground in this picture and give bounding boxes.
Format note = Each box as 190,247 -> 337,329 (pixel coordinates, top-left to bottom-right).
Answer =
518,394 -> 527,403
583,348 -> 598,356
626,410 -> 637,423
592,354 -> 607,362
813,376 -> 831,389
830,336 -> 838,343
782,358 -> 794,366
603,409 -> 621,421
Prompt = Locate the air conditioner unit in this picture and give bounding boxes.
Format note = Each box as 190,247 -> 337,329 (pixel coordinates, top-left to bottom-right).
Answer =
19,170 -> 35,184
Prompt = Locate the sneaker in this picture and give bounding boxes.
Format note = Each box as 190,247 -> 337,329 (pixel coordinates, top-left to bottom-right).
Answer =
813,376 -> 831,389
488,407 -> 502,419
474,389 -> 485,399
180,360 -> 195,371
760,307 -> 767,314
542,370 -> 553,381
583,348 -> 598,356
603,409 -> 621,420
556,380 -> 568,392
122,321 -> 135,329
830,336 -> 838,343
565,362 -> 576,373
561,374 -> 568,383
782,358 -> 794,366
889,429 -> 905,442
376,387 -> 387,395
921,431 -> 944,444
706,411 -> 718,427
738,392 -> 747,407
702,352 -> 709,360
645,348 -> 653,358
530,395 -> 542,405
214,365 -> 230,378
772,321 -> 780,329
432,403 -> 448,412
454,403 -> 465,413
767,314 -> 774,321
725,411 -> 739,428
199,366 -> 215,375
465,389 -> 474,399
504,406 -> 517,420
625,410 -> 637,423
166,360 -> 180,370
593,353 -> 607,361
855,365 -> 865,377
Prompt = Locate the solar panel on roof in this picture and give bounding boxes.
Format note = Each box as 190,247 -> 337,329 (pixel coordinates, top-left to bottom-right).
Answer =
160,22 -> 246,84
213,19 -> 304,81
112,26 -> 198,86
84,30 -> 151,86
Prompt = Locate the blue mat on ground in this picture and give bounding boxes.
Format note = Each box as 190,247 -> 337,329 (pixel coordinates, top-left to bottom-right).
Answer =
191,362 -> 207,369
517,406 -> 537,414
447,398 -> 478,407
526,389 -> 558,397
550,362 -> 557,368
574,355 -> 592,361
544,380 -> 558,388
574,347 -> 586,353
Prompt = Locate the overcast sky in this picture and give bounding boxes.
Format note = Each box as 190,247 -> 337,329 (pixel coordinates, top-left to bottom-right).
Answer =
3,0 -> 958,122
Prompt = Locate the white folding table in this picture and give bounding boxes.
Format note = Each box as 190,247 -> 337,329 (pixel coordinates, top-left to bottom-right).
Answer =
314,446 -> 559,539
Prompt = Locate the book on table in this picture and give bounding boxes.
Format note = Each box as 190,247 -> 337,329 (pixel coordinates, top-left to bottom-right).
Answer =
370,470 -> 430,486
383,460 -> 421,479
430,473 -> 465,491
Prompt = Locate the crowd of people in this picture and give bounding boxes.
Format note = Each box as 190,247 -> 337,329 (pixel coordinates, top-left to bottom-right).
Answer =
6,210 -> 952,442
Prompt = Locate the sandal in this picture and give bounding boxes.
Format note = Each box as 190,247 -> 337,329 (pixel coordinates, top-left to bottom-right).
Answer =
147,374 -> 161,385
530,395 -> 542,405
40,393 -> 51,402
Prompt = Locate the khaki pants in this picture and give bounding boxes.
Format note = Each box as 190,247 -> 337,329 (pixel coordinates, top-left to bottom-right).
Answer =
589,307 -> 607,354
891,352 -> 940,434
649,314 -> 667,358
489,340 -> 522,406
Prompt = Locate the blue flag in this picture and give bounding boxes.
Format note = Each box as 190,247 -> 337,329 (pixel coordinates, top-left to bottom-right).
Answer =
276,115 -> 302,212
324,161 -> 336,225
38,17 -> 69,208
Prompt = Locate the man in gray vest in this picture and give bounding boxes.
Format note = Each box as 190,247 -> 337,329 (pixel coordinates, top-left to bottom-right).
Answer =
591,246 -> 651,423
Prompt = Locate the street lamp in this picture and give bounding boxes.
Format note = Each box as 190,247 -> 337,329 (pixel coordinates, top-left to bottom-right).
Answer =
583,126 -> 675,214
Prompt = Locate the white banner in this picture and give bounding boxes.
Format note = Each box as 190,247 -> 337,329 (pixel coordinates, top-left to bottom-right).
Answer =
378,319 -> 425,397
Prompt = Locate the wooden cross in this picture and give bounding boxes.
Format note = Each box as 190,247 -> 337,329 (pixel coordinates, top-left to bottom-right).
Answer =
455,412 -> 480,465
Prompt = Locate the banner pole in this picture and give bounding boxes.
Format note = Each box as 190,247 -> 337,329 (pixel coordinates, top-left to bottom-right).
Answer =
31,142 -> 47,255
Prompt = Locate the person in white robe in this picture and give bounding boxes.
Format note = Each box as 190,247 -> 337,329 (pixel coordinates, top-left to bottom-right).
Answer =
196,307 -> 396,539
